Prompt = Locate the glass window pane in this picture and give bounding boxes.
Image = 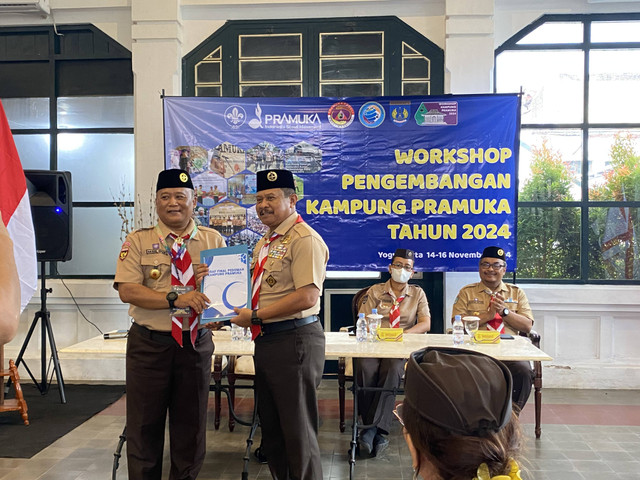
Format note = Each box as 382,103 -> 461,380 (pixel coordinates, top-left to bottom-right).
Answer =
517,206 -> 581,279
591,21 -> 640,43
589,129 -> 640,201
516,22 -> 583,44
57,96 -> 134,129
195,62 -> 221,83
321,32 -> 383,56
402,82 -> 429,96
57,133 -> 134,202
320,83 -> 382,97
13,134 -> 50,170
56,207 -> 132,276
240,35 -> 301,58
241,84 -> 301,97
519,129 -> 583,201
589,50 -> 640,124
196,86 -> 222,97
589,207 -> 640,280
321,58 -> 382,81
240,60 -> 301,82
496,50 -> 584,124
1,97 -> 49,129
403,57 -> 430,79
403,43 -> 419,55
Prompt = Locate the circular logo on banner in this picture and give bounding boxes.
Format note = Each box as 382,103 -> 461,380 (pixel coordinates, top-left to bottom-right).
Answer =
224,105 -> 247,129
328,102 -> 355,129
358,102 -> 385,128
267,171 -> 278,182
179,173 -> 188,183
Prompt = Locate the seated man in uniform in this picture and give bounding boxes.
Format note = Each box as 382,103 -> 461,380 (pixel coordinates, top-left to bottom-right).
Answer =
451,245 -> 534,410
357,248 -> 431,457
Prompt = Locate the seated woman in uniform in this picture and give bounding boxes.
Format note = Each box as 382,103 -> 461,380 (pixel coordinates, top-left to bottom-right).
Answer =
396,347 -> 524,480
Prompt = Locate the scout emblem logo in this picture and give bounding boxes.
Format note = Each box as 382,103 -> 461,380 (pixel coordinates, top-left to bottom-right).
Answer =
266,275 -> 277,287
267,171 -> 278,182
179,172 -> 188,183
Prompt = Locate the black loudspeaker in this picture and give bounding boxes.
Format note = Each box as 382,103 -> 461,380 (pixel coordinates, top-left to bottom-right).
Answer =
24,170 -> 72,262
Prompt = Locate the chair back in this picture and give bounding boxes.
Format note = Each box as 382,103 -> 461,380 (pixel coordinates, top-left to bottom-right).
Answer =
351,287 -> 370,325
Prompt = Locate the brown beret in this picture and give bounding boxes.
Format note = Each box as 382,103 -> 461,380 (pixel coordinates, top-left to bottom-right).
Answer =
156,169 -> 194,191
256,169 -> 295,192
404,347 -> 513,437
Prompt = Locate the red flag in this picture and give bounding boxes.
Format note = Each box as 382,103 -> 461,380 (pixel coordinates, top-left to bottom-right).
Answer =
0,100 -> 37,311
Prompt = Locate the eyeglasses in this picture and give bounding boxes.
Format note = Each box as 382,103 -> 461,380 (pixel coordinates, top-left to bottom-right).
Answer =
391,263 -> 413,272
480,262 -> 505,270
393,402 -> 404,426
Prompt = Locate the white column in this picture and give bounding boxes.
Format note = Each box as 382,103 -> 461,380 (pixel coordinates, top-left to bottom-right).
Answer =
131,0 -> 183,222
445,0 -> 495,93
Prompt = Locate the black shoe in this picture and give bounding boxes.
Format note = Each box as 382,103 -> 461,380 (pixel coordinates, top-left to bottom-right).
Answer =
357,428 -> 375,457
373,433 -> 389,457
254,447 -> 268,464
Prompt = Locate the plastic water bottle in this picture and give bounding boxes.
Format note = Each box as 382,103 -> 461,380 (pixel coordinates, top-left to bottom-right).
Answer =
356,313 -> 367,343
367,308 -> 383,342
452,315 -> 464,346
231,323 -> 242,341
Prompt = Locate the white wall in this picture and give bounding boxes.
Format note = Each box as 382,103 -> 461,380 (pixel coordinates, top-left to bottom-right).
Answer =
2,0 -> 640,387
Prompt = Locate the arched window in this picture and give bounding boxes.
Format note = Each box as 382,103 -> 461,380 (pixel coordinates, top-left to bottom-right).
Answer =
0,24 -> 133,277
183,16 -> 444,98
496,13 -> 640,283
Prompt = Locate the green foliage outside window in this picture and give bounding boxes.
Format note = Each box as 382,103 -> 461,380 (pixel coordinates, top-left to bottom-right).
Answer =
517,140 -> 580,279
589,133 -> 640,279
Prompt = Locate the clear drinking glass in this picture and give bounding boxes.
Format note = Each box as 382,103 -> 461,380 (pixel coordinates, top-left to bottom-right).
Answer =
462,316 -> 480,344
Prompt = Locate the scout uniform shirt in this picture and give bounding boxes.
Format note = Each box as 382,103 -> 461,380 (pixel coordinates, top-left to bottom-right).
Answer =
451,281 -> 534,335
358,280 -> 430,330
252,211 -> 329,323
114,218 -> 226,332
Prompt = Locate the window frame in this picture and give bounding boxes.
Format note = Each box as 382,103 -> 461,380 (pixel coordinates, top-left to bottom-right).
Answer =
183,16 -> 444,98
495,13 -> 640,284
0,24 -> 134,279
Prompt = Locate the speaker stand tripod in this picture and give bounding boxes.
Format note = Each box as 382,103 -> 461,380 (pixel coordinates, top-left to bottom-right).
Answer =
5,262 -> 66,404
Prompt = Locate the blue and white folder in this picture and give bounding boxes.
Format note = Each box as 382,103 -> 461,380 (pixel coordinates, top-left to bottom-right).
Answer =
200,244 -> 250,323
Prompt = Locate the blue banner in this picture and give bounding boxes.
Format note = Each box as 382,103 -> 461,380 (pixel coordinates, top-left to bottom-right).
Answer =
164,95 -> 520,272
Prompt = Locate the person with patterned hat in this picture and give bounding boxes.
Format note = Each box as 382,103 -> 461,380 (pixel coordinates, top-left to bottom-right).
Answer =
230,168 -> 329,480
451,246 -> 534,410
356,248 -> 431,457
395,346 -> 524,480
114,168 -> 226,480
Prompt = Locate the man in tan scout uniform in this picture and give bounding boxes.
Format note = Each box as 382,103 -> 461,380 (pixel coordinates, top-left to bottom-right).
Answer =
451,246 -> 534,410
231,168 -> 328,480
114,169 -> 225,480
356,248 -> 431,457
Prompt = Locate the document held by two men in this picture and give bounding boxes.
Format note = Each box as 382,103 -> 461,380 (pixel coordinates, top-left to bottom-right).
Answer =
199,245 -> 250,324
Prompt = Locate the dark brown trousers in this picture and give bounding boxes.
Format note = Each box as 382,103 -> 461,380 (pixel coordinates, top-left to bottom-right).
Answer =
126,324 -> 213,480
254,321 -> 325,480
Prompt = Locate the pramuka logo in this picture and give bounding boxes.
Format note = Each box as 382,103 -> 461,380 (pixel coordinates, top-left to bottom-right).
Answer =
249,103 -> 321,130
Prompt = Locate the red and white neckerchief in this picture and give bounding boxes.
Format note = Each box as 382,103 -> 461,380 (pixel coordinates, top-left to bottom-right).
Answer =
157,225 -> 199,347
485,290 -> 505,333
388,295 -> 405,328
487,312 -> 505,334
249,215 -> 304,340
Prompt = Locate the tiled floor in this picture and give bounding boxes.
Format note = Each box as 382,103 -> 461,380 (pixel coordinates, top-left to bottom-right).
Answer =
0,382 -> 639,479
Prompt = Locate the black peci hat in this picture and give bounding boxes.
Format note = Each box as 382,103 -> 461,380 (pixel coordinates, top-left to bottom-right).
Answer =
393,248 -> 415,260
480,246 -> 506,261
156,169 -> 194,191
256,169 -> 295,192
404,347 -> 513,437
